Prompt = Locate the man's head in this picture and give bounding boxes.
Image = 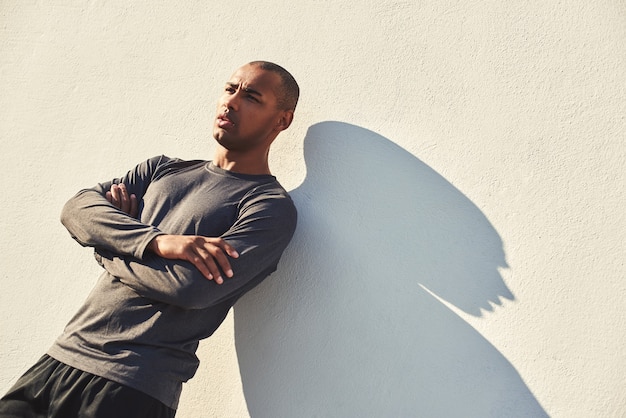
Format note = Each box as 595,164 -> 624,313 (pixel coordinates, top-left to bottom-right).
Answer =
248,61 -> 299,111
213,61 -> 299,154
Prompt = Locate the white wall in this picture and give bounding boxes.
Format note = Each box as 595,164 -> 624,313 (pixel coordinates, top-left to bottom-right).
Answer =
1,1 -> 624,417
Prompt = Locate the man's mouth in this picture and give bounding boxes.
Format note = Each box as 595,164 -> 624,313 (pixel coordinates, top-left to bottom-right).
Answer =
217,114 -> 235,129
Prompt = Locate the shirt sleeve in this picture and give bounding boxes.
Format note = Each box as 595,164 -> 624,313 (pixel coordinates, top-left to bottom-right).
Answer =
96,192 -> 297,309
60,156 -> 171,259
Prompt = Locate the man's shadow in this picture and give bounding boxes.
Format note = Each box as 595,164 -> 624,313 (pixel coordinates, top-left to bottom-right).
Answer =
234,122 -> 547,417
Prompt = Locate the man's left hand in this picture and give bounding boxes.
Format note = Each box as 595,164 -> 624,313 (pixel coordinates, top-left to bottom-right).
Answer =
106,183 -> 138,218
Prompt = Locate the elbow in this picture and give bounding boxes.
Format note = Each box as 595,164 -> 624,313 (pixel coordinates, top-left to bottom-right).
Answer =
60,189 -> 91,230
60,197 -> 75,228
60,195 -> 84,241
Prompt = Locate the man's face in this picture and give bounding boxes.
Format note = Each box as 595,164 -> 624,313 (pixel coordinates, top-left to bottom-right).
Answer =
213,64 -> 288,152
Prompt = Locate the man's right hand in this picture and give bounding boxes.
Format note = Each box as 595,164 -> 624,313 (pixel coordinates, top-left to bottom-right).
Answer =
148,235 -> 239,284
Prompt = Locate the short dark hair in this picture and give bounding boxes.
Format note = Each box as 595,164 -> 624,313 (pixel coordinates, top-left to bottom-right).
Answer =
249,61 -> 299,111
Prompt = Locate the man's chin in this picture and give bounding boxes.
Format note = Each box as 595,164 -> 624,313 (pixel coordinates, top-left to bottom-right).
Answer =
213,135 -> 241,152
213,130 -> 230,144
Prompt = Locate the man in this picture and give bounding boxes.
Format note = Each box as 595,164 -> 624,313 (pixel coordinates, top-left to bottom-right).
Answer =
0,61 -> 299,417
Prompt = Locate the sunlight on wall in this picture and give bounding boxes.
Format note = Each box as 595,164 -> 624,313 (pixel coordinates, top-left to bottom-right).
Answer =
1,1 -> 624,417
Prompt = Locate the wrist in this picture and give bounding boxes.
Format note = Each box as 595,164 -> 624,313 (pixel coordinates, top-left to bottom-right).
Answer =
148,234 -> 165,253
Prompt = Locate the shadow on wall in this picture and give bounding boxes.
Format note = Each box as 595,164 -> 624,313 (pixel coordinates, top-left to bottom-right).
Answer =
234,122 -> 547,417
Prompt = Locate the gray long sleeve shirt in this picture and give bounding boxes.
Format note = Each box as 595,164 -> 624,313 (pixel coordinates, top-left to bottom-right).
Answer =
47,155 -> 297,409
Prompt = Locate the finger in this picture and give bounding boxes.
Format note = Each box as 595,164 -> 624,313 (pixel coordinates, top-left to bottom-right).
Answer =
187,250 -> 215,281
185,243 -> 226,284
205,243 -> 233,278
129,194 -> 138,218
210,238 -> 239,259
105,191 -> 113,203
109,184 -> 121,208
188,240 -> 228,283
196,249 -> 224,284
205,252 -> 225,284
220,241 -> 239,259
118,184 -> 130,214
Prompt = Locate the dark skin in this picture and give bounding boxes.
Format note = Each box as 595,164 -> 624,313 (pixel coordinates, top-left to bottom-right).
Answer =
106,63 -> 294,284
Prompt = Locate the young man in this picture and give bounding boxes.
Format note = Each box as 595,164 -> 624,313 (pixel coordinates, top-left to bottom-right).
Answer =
0,61 -> 299,417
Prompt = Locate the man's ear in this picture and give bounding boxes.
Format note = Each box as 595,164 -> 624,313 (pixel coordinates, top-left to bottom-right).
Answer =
275,110 -> 294,132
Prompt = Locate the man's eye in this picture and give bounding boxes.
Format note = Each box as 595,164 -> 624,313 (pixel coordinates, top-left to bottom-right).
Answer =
247,95 -> 259,102
225,87 -> 235,93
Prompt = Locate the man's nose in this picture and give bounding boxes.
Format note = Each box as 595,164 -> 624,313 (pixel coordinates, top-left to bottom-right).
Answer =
223,92 -> 240,111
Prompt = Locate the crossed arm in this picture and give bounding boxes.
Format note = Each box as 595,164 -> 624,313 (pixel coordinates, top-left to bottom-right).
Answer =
105,183 -> 238,285
61,152 -> 296,309
65,176 -> 295,309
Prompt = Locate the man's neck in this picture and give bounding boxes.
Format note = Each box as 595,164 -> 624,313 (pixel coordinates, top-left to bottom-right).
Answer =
213,148 -> 271,175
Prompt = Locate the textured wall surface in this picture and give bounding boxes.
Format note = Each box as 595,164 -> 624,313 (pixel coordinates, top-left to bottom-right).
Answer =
1,1 -> 624,417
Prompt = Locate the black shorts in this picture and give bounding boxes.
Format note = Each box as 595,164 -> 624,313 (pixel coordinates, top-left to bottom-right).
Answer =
0,355 -> 176,418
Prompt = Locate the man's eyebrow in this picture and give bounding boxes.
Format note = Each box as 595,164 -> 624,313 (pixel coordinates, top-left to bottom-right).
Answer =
226,82 -> 262,97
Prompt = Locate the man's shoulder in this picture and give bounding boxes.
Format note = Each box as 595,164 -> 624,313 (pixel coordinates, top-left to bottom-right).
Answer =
248,180 -> 295,205
241,182 -> 297,221
147,155 -> 207,179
